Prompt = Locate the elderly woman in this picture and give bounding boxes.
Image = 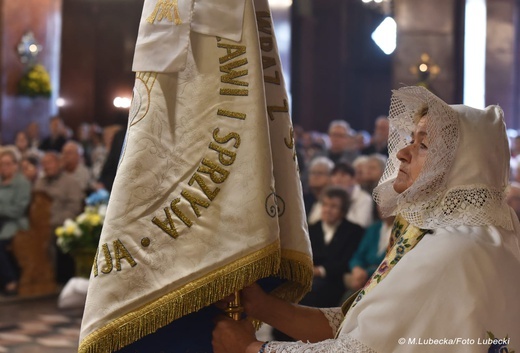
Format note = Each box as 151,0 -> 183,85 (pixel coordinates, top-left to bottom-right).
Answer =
0,148 -> 31,295
212,86 -> 520,353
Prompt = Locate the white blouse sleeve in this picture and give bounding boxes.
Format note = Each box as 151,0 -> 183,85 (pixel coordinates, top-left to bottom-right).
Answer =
317,307 -> 344,337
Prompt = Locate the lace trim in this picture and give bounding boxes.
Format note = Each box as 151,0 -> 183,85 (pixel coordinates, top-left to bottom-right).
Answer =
373,86 -> 513,231
264,335 -> 377,353
317,307 -> 344,337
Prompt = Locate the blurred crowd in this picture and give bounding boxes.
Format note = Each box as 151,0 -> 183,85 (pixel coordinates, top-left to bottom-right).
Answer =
0,116 -> 126,295
1,113 -> 520,311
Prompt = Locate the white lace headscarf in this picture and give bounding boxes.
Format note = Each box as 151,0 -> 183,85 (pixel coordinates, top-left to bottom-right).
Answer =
373,86 -> 514,230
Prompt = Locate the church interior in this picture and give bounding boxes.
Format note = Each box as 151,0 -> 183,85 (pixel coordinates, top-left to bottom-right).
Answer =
0,0 -> 519,352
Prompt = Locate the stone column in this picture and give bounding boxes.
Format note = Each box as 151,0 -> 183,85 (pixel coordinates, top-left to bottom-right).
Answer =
392,0 -> 463,103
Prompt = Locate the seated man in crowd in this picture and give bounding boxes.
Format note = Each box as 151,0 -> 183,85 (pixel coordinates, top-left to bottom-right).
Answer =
34,151 -> 84,283
320,120 -> 359,165
61,140 -> 93,193
354,153 -> 387,194
303,156 -> 333,220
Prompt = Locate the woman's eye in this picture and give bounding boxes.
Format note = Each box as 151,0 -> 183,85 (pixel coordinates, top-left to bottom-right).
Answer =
420,143 -> 428,149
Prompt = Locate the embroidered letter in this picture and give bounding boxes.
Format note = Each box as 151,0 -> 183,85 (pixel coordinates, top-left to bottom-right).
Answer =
220,88 -> 249,96
217,109 -> 246,120
147,0 -> 182,25
189,173 -> 220,201
170,198 -> 193,227
262,56 -> 276,70
267,99 -> 289,120
152,207 -> 180,238
113,239 -> 137,271
209,142 -> 236,166
256,11 -> 273,35
181,190 -> 210,217
220,59 -> 249,87
198,158 -> 230,184
260,37 -> 273,52
218,43 -> 247,64
213,128 -> 241,148
100,243 -> 113,274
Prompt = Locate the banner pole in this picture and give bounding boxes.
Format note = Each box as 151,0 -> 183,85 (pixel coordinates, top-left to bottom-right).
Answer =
225,290 -> 243,320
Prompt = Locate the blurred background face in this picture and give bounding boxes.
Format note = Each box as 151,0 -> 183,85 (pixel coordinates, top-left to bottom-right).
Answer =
331,171 -> 355,189
61,143 -> 80,169
50,118 -> 64,137
15,131 -> 29,152
26,122 -> 40,140
374,118 -> 390,143
21,159 -> 38,182
308,164 -> 331,191
328,125 -> 350,153
0,153 -> 18,180
365,159 -> 384,183
41,154 -> 61,177
321,196 -> 343,225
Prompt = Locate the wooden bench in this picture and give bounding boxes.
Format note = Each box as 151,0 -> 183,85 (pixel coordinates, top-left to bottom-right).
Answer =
12,191 -> 57,296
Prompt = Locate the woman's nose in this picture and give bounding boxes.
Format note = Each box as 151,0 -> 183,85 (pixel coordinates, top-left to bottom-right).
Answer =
396,145 -> 411,163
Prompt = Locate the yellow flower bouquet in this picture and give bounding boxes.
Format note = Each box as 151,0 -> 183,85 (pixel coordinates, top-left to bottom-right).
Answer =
18,64 -> 52,97
56,205 -> 107,254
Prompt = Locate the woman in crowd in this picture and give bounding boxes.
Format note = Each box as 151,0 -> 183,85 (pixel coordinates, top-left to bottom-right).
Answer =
212,86 -> 520,353
0,148 -> 31,295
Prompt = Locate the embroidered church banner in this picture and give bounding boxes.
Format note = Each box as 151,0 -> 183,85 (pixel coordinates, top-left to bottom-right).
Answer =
78,0 -> 312,352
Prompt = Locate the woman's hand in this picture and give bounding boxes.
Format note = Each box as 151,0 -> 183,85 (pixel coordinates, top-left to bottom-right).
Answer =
212,315 -> 263,353
214,283 -> 270,320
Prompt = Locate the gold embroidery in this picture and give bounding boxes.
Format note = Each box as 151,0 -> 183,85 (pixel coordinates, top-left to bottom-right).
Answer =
217,109 -> 246,121
152,207 -> 180,238
284,127 -> 295,149
181,190 -> 210,217
209,142 -> 237,166
132,72 -> 158,127
256,11 -> 273,35
262,55 -> 276,69
189,173 -> 220,201
101,243 -> 113,274
146,0 -> 182,25
113,239 -> 137,271
267,99 -> 289,120
213,128 -> 241,148
92,247 -> 99,277
220,59 -> 249,87
219,88 -> 249,96
141,237 -> 151,247
264,70 -> 281,85
197,158 -> 230,184
217,43 -> 247,64
170,198 -> 193,227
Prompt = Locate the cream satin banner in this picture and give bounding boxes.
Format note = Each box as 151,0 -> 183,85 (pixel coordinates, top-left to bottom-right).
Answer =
79,0 -> 312,352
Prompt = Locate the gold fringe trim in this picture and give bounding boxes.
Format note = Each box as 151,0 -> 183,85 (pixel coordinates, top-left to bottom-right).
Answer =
79,241 -> 281,353
272,249 -> 313,303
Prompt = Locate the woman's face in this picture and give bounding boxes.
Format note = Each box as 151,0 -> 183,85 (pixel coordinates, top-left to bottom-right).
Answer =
321,196 -> 344,225
15,132 -> 29,151
393,116 -> 429,194
0,154 -> 18,180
